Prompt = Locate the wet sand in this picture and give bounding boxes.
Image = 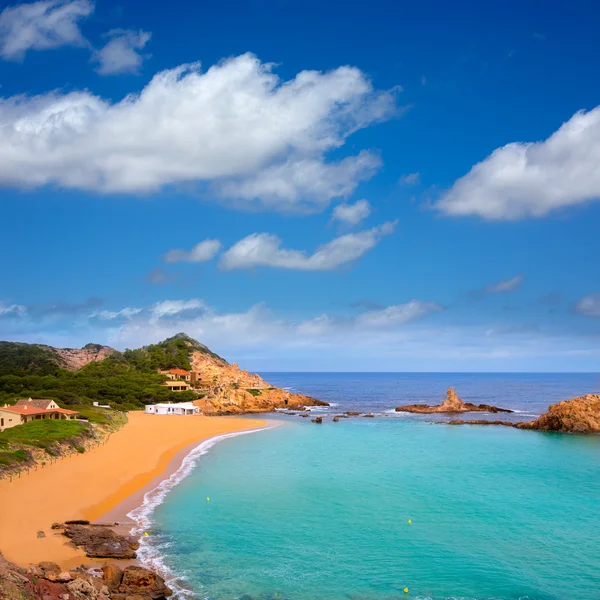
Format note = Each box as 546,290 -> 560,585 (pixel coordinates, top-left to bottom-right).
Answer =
0,412 -> 266,567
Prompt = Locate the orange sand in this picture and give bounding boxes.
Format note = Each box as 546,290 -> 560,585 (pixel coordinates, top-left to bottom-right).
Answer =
0,412 -> 266,567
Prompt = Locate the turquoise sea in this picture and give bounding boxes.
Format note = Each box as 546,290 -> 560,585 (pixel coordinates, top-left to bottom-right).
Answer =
129,374 -> 600,600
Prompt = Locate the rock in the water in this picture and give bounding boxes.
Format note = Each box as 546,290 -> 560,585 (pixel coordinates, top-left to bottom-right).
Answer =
517,394 -> 600,433
396,387 -> 512,414
345,411 -> 361,416
311,416 -> 323,424
332,416 -> 340,422
448,419 -> 514,427
363,413 -> 375,418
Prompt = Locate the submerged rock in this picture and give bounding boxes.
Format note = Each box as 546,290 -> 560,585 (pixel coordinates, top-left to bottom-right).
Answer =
311,416 -> 323,424
332,416 -> 340,422
396,387 -> 512,414
448,419 -> 514,427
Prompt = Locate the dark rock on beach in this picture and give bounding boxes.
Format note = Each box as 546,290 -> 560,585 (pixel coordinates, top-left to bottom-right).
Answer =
396,387 -> 512,414
54,522 -> 139,559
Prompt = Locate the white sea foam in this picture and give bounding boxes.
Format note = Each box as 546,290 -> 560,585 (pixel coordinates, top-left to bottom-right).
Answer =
126,425 -> 274,599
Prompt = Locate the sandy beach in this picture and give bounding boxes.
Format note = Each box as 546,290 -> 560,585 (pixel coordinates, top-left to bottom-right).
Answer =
0,412 -> 266,568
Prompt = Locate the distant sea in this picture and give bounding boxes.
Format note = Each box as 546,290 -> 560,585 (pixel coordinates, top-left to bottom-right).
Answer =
130,373 -> 600,600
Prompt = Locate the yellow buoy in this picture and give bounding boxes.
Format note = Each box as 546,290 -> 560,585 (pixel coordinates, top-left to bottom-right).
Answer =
408,519 -> 412,524
206,497 -> 211,502
404,587 -> 409,593
144,532 -> 149,537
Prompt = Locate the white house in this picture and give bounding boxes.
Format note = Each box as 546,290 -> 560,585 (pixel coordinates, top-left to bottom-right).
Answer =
145,402 -> 200,415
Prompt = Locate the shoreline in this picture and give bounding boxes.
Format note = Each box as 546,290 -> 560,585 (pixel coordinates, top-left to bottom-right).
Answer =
0,412 -> 267,568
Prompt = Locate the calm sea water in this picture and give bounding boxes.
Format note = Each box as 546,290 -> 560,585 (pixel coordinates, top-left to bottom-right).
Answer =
133,373 -> 600,600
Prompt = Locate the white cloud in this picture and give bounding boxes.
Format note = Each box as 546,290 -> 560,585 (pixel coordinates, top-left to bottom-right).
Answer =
332,198 -> 371,225
399,172 -> 420,185
219,152 -> 381,212
0,0 -> 93,60
0,53 -> 398,211
149,299 -> 207,323
94,28 -> 151,75
164,239 -> 222,263
91,307 -> 142,320
219,221 -> 396,271
0,302 -> 26,317
484,275 -> 524,294
355,300 -> 442,328
437,106 -> 600,220
574,292 -> 600,317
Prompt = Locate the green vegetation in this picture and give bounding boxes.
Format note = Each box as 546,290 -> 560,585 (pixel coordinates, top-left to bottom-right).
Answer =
0,334 -> 209,410
71,405 -> 128,429
0,419 -> 90,449
0,342 -> 64,376
247,388 -> 262,396
0,448 -> 28,467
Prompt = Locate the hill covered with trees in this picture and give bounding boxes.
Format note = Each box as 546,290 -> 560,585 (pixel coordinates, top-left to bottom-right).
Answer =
0,334 -> 218,410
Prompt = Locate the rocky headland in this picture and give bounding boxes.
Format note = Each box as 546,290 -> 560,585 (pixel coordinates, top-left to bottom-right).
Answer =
449,394 -> 600,434
395,387 -> 512,414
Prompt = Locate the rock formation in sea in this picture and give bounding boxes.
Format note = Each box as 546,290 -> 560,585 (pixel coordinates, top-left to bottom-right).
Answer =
395,387 -> 512,414
448,394 -> 600,434
0,551 -> 172,599
516,394 -> 600,433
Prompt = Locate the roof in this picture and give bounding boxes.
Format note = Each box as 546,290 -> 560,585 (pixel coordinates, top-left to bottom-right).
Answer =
15,398 -> 56,409
53,407 -> 80,415
0,405 -> 50,416
0,405 -> 79,416
169,369 -> 191,375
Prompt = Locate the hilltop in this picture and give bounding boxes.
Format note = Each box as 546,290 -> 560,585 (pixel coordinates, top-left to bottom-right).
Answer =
0,334 -> 326,414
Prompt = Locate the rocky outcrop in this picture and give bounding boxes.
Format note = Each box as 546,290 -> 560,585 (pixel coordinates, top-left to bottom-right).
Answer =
54,522 -> 139,559
0,552 -> 171,600
448,419 -> 514,427
188,347 -> 328,415
396,387 -> 512,414
516,394 -> 600,433
52,344 -> 116,371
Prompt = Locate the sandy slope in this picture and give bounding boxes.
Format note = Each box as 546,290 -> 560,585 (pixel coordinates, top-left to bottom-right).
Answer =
0,412 -> 266,567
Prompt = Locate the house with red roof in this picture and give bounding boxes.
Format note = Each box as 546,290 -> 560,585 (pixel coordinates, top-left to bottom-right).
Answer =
0,398 -> 79,432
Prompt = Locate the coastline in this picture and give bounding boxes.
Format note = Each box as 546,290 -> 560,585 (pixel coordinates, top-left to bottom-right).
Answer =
0,412 -> 267,568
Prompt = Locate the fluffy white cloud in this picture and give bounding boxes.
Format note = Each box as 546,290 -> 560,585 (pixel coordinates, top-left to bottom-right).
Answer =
219,152 -> 380,212
437,106 -> 600,220
0,0 -> 93,60
0,53 -> 398,211
94,28 -> 151,75
163,239 -> 222,263
219,221 -> 396,271
484,275 -> 524,294
332,198 -> 371,225
574,292 -> 600,317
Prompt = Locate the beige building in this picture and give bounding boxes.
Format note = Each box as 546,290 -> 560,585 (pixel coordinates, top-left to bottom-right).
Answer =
0,399 -> 79,432
162,380 -> 191,392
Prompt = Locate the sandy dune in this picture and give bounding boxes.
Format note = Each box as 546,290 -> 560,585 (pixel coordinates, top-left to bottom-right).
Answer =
0,412 -> 266,567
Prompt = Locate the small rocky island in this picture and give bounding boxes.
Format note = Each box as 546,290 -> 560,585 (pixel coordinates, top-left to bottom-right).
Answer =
395,387 -> 512,414
450,393 -> 600,434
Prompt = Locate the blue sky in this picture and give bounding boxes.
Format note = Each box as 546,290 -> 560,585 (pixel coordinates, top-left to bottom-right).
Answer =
1,0 -> 599,371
